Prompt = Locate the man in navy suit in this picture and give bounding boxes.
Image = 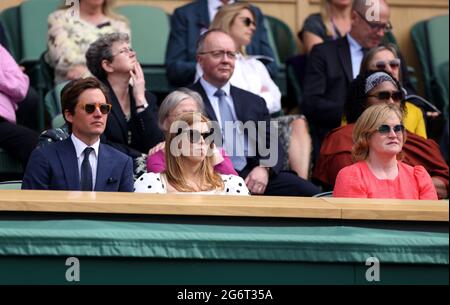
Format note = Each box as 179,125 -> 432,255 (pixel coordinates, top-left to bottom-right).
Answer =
189,30 -> 319,196
166,0 -> 277,87
22,77 -> 133,192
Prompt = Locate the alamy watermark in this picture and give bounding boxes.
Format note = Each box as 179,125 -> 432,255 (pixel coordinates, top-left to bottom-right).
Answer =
65,0 -> 80,18
365,257 -> 380,282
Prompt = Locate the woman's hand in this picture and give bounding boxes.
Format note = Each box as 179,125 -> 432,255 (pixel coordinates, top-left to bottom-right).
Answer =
148,141 -> 165,156
244,166 -> 269,195
130,62 -> 146,103
66,64 -> 88,80
210,144 -> 224,166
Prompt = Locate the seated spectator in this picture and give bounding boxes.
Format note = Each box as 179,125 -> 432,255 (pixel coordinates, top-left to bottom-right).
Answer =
313,71 -> 449,198
166,0 -> 277,87
46,0 -> 130,84
146,88 -> 237,176
0,44 -> 39,169
22,77 -> 133,191
299,0 -> 352,54
86,32 -> 164,177
195,3 -> 312,179
334,103 -> 437,199
359,45 -> 428,138
135,112 -> 249,195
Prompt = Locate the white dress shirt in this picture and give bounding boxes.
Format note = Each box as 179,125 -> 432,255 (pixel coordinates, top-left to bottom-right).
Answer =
71,133 -> 100,188
208,0 -> 235,22
347,34 -> 365,79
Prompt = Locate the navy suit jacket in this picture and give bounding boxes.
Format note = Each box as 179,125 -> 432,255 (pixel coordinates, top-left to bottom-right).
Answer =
189,81 -> 284,174
166,0 -> 277,86
22,138 -> 134,192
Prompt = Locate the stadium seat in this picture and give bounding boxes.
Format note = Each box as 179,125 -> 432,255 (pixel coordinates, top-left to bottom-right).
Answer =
0,5 -> 21,61
0,180 -> 22,190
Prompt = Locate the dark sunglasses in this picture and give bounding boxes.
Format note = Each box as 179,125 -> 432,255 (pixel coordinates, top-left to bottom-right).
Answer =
367,90 -> 404,102
375,59 -> 401,70
377,124 -> 405,134
82,103 -> 112,114
240,17 -> 256,27
178,129 -> 215,144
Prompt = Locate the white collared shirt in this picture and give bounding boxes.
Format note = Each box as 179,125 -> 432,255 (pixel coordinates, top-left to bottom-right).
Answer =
208,0 -> 235,23
71,133 -> 100,189
347,34 -> 364,79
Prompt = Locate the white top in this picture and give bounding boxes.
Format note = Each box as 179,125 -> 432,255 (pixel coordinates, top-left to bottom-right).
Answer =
347,34 -> 364,79
208,0 -> 236,23
196,54 -> 281,114
134,172 -> 250,195
71,133 -> 99,188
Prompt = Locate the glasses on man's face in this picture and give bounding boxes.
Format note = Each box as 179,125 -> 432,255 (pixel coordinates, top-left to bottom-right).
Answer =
240,17 -> 256,27
178,129 -> 215,144
82,103 -> 112,114
377,124 -> 405,135
112,47 -> 134,57
356,11 -> 393,33
197,50 -> 237,60
375,59 -> 401,70
367,90 -> 404,102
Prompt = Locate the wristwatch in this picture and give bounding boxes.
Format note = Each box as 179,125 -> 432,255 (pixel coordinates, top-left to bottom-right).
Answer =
136,102 -> 148,110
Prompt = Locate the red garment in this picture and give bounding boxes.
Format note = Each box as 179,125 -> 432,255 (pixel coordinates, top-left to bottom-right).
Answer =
333,161 -> 438,199
313,124 -> 449,192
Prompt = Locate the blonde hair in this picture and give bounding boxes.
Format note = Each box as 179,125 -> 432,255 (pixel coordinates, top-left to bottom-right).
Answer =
352,103 -> 406,161
210,3 -> 255,54
59,0 -> 128,23
164,112 -> 224,192
320,0 -> 335,38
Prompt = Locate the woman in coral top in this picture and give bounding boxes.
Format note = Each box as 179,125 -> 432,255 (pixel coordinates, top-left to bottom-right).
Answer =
333,103 -> 438,199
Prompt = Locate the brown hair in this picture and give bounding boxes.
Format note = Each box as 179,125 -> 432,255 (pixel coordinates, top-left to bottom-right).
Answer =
352,103 -> 406,161
61,77 -> 109,132
209,3 -> 255,54
360,44 -> 402,81
164,112 -> 224,192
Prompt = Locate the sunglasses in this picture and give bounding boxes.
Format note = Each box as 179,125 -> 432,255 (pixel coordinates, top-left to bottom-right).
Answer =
367,90 -> 404,102
356,10 -> 393,32
82,103 -> 112,114
178,129 -> 215,144
377,124 -> 405,134
375,59 -> 401,70
240,17 -> 256,27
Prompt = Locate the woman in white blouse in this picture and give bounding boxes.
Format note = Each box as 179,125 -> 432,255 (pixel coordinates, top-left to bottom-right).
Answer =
196,3 -> 312,179
135,112 -> 249,195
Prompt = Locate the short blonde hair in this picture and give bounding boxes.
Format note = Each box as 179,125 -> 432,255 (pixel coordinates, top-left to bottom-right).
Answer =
210,3 -> 255,54
352,103 -> 406,161
165,112 -> 224,192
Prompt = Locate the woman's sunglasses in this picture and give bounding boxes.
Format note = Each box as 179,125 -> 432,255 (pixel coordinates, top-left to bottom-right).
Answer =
240,17 -> 256,27
367,90 -> 404,102
377,124 -> 405,134
375,59 -> 401,70
82,103 -> 112,114
178,129 -> 215,144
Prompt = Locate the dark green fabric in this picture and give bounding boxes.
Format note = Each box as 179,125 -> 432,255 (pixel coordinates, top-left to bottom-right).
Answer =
0,219 -> 447,265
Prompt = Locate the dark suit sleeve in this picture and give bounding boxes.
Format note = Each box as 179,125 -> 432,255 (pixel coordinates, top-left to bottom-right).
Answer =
251,6 -> 278,79
119,156 -> 134,192
165,8 -> 197,86
303,45 -> 343,128
21,148 -> 51,190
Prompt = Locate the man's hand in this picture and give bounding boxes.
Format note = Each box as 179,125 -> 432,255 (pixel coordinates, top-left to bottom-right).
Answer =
244,166 -> 269,195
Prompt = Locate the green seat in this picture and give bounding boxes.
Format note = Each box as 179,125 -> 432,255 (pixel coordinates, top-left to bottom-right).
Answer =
411,19 -> 433,98
45,81 -> 69,128
116,5 -> 173,94
0,149 -> 23,177
312,191 -> 333,198
437,61 -> 449,117
0,180 -> 22,190
0,5 -> 21,61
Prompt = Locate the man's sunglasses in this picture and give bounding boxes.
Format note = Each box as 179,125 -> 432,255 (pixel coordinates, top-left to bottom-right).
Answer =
377,124 -> 405,134
240,17 -> 256,27
367,90 -> 404,102
375,59 -> 401,70
178,129 -> 215,144
82,103 -> 112,114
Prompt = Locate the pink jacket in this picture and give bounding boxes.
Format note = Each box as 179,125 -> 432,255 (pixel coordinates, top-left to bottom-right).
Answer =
147,148 -> 238,176
0,45 -> 29,123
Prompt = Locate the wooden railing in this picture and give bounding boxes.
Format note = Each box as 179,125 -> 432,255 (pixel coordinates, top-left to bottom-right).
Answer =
0,190 -> 447,222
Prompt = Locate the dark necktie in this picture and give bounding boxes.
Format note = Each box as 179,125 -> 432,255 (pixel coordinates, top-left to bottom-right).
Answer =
80,147 -> 94,191
214,89 -> 247,171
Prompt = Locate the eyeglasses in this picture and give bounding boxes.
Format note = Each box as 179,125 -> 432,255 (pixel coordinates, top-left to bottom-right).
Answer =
356,10 -> 393,33
197,50 -> 237,60
82,103 -> 112,114
240,17 -> 256,27
367,90 -> 404,102
377,124 -> 405,135
375,59 -> 401,70
178,129 -> 215,144
112,47 -> 135,57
